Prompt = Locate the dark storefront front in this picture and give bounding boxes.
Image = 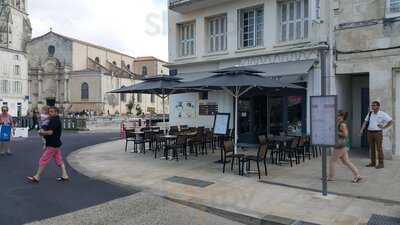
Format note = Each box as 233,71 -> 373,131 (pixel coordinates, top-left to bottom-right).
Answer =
238,84 -> 307,143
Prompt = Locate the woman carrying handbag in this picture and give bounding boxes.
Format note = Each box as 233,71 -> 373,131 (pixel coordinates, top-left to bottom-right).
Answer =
328,111 -> 363,183
0,106 -> 15,156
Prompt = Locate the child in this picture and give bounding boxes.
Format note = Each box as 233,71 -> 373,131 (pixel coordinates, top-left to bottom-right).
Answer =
39,106 -> 50,130
39,106 -> 49,147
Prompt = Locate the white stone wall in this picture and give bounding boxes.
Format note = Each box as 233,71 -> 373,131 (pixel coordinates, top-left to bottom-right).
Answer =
0,50 -> 29,116
168,0 -> 329,64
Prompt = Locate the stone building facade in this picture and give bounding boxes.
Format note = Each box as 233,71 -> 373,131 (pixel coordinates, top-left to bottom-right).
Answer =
334,0 -> 400,158
27,31 -> 168,116
134,56 -> 170,114
167,0 -> 400,157
0,0 -> 31,116
168,0 -> 331,142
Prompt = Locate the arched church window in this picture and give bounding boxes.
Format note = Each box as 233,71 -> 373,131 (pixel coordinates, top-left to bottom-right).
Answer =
126,64 -> 130,71
142,66 -> 148,76
95,57 -> 100,64
48,45 -> 55,57
81,82 -> 89,100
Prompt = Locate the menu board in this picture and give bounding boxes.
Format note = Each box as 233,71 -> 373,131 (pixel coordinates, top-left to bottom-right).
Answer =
213,113 -> 230,135
199,103 -> 218,116
310,96 -> 337,146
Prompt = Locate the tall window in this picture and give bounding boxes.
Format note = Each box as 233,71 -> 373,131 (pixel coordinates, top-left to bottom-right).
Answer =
239,5 -> 264,49
81,82 -> 89,100
0,80 -> 9,94
387,0 -> 400,16
150,94 -> 155,103
121,93 -> 126,102
95,57 -> 100,64
13,81 -> 22,94
126,64 -> 131,71
142,66 -> 148,76
207,15 -> 227,53
178,22 -> 196,57
14,65 -> 20,75
137,93 -> 142,103
279,0 -> 310,42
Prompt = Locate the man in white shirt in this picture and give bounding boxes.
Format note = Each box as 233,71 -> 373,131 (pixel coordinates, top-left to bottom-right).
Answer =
360,101 -> 393,169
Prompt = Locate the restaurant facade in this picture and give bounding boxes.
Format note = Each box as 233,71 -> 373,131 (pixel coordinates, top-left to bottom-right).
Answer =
167,0 -> 400,158
167,0 -> 331,143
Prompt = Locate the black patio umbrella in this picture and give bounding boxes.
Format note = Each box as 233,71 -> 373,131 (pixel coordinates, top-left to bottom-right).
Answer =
110,76 -> 189,132
176,68 -> 305,152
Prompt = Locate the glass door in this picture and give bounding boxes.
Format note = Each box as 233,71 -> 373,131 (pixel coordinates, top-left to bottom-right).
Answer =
268,96 -> 284,135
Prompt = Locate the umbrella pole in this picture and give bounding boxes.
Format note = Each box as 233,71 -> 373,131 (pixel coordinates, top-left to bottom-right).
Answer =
234,94 -> 238,154
162,95 -> 166,134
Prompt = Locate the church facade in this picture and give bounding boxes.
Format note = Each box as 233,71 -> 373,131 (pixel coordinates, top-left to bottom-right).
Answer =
27,31 -> 167,116
0,0 -> 32,116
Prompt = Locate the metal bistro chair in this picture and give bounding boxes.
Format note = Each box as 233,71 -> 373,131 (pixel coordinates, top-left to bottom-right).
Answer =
222,140 -> 245,175
169,126 -> 179,135
303,135 -> 313,160
188,132 -> 203,156
281,137 -> 300,167
153,133 -> 165,159
266,135 -> 281,165
204,130 -> 215,153
168,135 -> 188,160
296,136 -> 307,163
124,129 -> 136,152
243,143 -> 269,179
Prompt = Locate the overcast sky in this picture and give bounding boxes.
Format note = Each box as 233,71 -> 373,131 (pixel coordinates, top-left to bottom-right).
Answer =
29,0 -> 169,60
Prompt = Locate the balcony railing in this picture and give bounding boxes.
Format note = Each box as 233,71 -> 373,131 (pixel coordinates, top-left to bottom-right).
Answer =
169,0 -> 232,13
169,0 -> 192,8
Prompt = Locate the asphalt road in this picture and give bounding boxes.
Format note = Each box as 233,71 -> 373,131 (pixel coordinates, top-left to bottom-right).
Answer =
0,131 -> 138,225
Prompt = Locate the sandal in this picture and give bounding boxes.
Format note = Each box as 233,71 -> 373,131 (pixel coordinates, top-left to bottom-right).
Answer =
352,176 -> 363,183
26,176 -> 39,183
56,177 -> 70,182
321,178 -> 336,182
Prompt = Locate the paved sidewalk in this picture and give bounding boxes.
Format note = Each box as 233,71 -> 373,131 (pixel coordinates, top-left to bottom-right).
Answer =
68,140 -> 400,225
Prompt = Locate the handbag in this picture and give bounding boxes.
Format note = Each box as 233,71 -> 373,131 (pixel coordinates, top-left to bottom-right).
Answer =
335,138 -> 347,148
365,111 -> 372,131
0,125 -> 12,141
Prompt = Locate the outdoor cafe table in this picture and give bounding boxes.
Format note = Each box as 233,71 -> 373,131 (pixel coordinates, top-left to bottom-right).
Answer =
160,132 -> 198,160
268,135 -> 297,165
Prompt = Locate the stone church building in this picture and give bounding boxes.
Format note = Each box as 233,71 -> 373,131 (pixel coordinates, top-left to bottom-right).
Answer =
0,0 -> 32,116
27,31 -> 167,115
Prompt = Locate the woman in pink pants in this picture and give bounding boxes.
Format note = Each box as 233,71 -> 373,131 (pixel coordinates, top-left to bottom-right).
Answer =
27,107 -> 69,183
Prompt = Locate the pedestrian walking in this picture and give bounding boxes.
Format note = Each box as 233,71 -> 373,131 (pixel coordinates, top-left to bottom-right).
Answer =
29,110 -> 39,131
360,101 -> 393,169
0,106 -> 15,156
329,111 -> 363,183
27,106 -> 70,183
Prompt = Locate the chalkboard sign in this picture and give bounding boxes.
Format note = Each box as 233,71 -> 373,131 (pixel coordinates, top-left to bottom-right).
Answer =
310,96 -> 337,146
213,113 -> 230,135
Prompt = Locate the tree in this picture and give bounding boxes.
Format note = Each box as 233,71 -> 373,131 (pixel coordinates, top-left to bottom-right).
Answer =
126,101 -> 134,114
